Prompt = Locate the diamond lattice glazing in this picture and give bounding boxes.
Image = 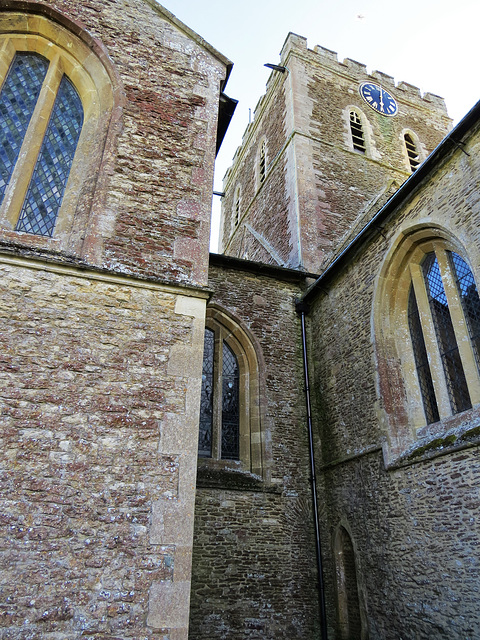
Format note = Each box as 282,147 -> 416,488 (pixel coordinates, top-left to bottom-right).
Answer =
221,341 -> 239,460
0,53 -> 48,203
16,75 -> 83,236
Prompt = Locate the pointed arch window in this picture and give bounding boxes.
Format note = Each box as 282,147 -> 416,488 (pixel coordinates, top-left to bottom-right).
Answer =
257,138 -> 267,188
0,52 -> 83,237
0,14 -> 116,255
198,307 -> 264,477
233,185 -> 241,228
408,249 -> 480,424
349,111 -> 366,154
199,327 -> 240,460
404,133 -> 420,172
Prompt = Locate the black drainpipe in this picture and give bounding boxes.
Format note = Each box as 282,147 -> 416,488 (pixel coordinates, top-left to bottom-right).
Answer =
296,299 -> 328,640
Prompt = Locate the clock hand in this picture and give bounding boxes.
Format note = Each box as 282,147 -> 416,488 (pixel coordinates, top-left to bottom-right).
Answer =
379,86 -> 384,111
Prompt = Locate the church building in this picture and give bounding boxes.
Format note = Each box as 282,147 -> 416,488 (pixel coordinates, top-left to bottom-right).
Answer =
1,2 -> 480,639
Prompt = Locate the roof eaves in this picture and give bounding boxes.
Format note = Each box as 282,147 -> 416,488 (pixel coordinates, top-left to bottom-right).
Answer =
209,252 -> 319,283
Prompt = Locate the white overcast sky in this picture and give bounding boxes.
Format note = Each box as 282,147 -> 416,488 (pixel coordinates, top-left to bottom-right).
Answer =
158,0 -> 480,250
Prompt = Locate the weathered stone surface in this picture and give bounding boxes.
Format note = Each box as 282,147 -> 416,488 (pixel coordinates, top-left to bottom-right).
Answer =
0,258 -> 207,638
309,116 -> 480,639
189,259 -> 321,639
0,2 -> 228,637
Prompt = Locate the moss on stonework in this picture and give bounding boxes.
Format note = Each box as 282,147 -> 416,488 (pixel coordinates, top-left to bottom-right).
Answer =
464,424 -> 480,439
407,434 -> 457,460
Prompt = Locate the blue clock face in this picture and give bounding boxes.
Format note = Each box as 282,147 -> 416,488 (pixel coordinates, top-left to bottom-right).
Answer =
359,82 -> 398,116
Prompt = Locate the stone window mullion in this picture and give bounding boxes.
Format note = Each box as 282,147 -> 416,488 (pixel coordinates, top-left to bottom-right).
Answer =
410,262 -> 451,419
1,54 -> 63,228
211,326 -> 224,459
435,247 -> 480,404
239,364 -> 250,469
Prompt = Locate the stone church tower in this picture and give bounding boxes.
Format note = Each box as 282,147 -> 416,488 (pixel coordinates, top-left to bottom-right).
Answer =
220,33 -> 451,274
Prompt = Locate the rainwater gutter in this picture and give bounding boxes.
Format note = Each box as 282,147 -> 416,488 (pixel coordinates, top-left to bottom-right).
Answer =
296,298 -> 328,640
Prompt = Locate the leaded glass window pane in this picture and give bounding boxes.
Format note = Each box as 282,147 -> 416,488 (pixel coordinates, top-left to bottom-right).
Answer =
408,285 -> 440,424
16,75 -> 83,236
450,251 -> 480,371
221,341 -> 239,460
422,252 -> 471,413
0,53 -> 48,203
199,328 -> 214,457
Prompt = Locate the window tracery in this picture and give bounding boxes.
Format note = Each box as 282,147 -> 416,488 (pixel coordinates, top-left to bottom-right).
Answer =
408,250 -> 480,423
374,229 -> 480,461
1,54 -> 85,237
199,327 -> 240,460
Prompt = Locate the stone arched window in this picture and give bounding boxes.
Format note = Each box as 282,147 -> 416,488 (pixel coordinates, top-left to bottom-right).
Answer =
349,110 -> 366,154
233,184 -> 241,229
374,227 -> 480,462
344,107 -> 377,158
404,132 -> 420,172
0,9 -> 118,256
198,305 -> 264,477
256,137 -> 267,189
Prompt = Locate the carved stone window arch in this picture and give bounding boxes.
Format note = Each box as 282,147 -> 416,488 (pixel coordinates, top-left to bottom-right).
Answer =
0,8 -> 120,258
401,129 -> 424,173
344,107 -> 377,159
198,305 -> 264,478
374,226 -> 480,463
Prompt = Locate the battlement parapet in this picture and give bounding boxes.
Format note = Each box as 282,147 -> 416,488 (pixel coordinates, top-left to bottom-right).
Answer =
371,70 -> 395,88
342,57 -> 367,73
278,32 -> 447,112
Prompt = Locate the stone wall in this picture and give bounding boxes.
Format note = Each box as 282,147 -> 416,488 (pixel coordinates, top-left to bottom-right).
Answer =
0,2 -> 230,638
189,257 -> 321,639
0,0 -> 228,287
308,117 -> 480,638
0,258 -> 207,638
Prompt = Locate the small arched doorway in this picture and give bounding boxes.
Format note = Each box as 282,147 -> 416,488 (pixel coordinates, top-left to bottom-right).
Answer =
334,525 -> 365,639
